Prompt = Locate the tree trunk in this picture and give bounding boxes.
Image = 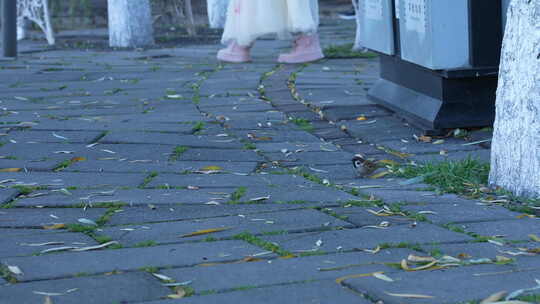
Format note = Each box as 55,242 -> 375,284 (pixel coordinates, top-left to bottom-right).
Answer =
108,0 -> 154,48
489,0 -> 540,198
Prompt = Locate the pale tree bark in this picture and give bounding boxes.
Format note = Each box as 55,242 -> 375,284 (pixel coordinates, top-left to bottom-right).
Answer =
207,0 -> 230,29
108,0 -> 154,48
489,0 -> 540,198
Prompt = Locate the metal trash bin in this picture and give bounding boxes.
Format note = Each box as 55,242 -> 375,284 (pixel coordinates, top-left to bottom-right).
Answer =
358,0 -> 507,133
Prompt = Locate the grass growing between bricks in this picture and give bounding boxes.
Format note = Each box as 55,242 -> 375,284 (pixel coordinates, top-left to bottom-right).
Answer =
290,118 -> 314,132
233,232 -> 293,257
393,158 -> 490,195
170,146 -> 189,161
323,43 -> 378,59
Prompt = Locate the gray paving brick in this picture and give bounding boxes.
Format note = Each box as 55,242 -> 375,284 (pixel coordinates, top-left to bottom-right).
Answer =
107,204 -> 309,226
15,188 -> 235,207
7,130 -> 102,144
66,160 -> 257,174
147,173 -> 322,189
0,159 -> 59,171
2,240 -> 266,282
0,188 -> 19,204
142,281 -> 371,304
0,208 -> 105,228
0,172 -> 146,189
402,203 -> 520,225
461,219 -> 540,241
344,264 -> 540,304
98,209 -> 352,246
0,229 -> 97,258
262,223 -> 472,254
0,272 -> 169,304
100,132 -> 244,149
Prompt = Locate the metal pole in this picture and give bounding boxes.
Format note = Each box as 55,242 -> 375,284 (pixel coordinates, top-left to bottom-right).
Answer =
2,0 -> 17,58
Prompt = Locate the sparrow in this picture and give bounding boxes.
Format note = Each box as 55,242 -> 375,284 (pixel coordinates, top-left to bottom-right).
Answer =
352,154 -> 378,177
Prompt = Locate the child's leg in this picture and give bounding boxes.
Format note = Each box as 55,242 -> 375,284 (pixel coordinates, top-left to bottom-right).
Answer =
278,0 -> 324,63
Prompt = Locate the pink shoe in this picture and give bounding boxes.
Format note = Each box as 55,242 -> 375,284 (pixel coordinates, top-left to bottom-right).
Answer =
278,34 -> 325,64
217,41 -> 252,63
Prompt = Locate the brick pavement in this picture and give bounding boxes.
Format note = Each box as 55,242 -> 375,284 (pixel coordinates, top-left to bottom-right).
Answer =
0,19 -> 538,304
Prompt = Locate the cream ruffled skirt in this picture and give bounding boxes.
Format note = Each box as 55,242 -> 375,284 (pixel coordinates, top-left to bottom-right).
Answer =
221,0 -> 320,46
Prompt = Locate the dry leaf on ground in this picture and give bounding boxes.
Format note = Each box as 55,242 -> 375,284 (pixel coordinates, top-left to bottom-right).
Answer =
180,227 -> 230,238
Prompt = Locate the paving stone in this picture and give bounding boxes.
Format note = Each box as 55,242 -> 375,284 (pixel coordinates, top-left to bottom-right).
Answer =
6,130 -> 103,144
329,206 -> 413,227
0,272 -> 169,304
411,149 -> 491,164
335,178 -> 431,191
342,118 -> 419,142
100,132 -> 243,149
0,229 -> 97,258
265,151 -> 354,166
147,173 -> 321,189
254,142 -> 340,153
142,281 -> 371,304
380,134 -> 479,150
98,209 -> 352,246
421,242 -> 508,259
66,160 -> 257,174
357,189 -> 478,205
344,264 -> 540,304
402,203 -> 519,225
461,219 -> 540,241
1,240 -> 266,282
262,223 -> 472,254
228,129 -> 322,143
107,204 -> 311,226
15,188 -> 235,207
241,187 -> 359,204
322,105 -> 391,122
0,159 -> 59,171
0,172 -> 146,189
0,188 -> 19,205
161,250 -> 413,294
172,149 -> 264,162
0,208 -> 105,228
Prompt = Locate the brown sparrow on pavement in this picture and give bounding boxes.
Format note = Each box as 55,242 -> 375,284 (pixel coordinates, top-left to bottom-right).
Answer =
352,154 -> 378,177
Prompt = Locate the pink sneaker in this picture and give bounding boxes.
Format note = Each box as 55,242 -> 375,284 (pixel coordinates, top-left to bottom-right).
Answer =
217,41 -> 252,63
278,34 -> 325,64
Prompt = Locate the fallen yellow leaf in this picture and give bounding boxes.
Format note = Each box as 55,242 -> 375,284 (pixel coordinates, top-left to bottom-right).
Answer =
407,254 -> 437,263
529,234 -> 540,242
42,223 -> 66,230
368,171 -> 390,179
167,287 -> 186,299
180,227 -> 230,238
495,256 -> 512,263
387,150 -> 413,159
335,272 -> 376,284
385,292 -> 434,299
279,254 -> 297,259
377,159 -> 399,166
199,165 -> 223,172
480,290 -> 507,304
401,259 -> 438,271
356,116 -> 367,121
417,135 -> 432,143
70,157 -> 86,162
0,168 -> 21,172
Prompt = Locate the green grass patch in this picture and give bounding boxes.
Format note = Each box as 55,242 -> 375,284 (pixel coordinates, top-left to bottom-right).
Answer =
170,146 -> 189,161
394,158 -> 490,195
230,186 -> 247,202
191,122 -> 205,134
233,232 -> 292,256
290,118 -> 314,132
324,43 -> 378,59
140,172 -> 158,188
134,240 -> 158,248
